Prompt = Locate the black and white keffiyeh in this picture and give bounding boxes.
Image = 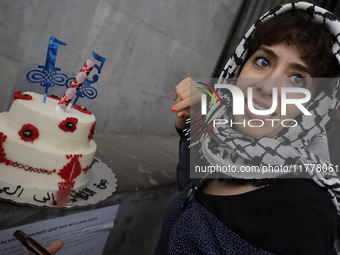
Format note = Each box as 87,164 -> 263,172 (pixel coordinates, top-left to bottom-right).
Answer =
198,2 -> 340,214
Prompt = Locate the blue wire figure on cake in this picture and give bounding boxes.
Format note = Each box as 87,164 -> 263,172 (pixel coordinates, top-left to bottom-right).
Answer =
26,36 -> 69,103
26,36 -> 106,106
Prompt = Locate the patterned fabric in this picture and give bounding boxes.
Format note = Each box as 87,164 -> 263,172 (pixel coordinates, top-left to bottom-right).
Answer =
155,180 -> 278,255
155,179 -> 338,254
196,1 -> 340,215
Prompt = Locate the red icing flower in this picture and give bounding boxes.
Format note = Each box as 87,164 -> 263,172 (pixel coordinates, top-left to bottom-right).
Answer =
74,105 -> 92,115
88,122 -> 96,141
47,95 -> 61,100
14,91 -> 32,100
58,117 -> 78,132
18,124 -> 39,142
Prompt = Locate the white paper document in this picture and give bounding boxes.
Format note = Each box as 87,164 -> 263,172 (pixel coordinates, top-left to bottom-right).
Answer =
0,204 -> 119,255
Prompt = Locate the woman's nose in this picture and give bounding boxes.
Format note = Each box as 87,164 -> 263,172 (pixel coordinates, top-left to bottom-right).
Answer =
254,78 -> 282,97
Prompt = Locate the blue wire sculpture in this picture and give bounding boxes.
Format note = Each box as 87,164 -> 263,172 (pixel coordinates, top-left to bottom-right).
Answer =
26,36 -> 106,106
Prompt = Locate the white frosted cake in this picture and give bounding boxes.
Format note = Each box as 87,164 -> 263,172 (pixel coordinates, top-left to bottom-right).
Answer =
0,91 -> 96,190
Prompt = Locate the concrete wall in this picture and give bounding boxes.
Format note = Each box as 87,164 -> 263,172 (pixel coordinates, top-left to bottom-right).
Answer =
0,0 -> 242,135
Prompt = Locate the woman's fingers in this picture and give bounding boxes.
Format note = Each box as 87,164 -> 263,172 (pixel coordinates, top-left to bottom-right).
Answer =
173,77 -> 203,129
174,97 -> 190,113
173,89 -> 203,112
173,77 -> 203,112
175,108 -> 190,129
177,107 -> 190,118
174,77 -> 191,101
174,89 -> 190,105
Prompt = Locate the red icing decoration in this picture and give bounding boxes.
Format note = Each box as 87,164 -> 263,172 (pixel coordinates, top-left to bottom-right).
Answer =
47,95 -> 61,100
57,154 -> 83,190
58,180 -> 76,190
88,122 -> 96,141
83,160 -> 94,174
14,91 -> 32,100
54,190 -> 73,206
58,117 -> 78,132
0,132 -> 7,164
0,132 -> 92,182
18,124 -> 39,142
74,105 -> 92,115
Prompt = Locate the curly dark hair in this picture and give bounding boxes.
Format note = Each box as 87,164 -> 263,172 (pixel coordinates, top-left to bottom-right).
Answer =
247,10 -> 339,78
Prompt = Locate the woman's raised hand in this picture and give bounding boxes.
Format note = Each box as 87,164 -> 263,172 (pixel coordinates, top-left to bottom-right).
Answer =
172,77 -> 203,129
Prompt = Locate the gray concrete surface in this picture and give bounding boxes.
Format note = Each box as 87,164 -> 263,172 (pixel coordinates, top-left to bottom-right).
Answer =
94,133 -> 179,193
0,132 -> 180,255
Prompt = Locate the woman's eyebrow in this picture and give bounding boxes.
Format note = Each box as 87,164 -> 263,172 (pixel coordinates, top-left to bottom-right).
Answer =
289,63 -> 312,76
258,46 -> 312,76
258,46 -> 278,60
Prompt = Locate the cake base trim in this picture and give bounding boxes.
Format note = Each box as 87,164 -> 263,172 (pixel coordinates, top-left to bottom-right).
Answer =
0,132 -> 94,190
0,158 -> 117,208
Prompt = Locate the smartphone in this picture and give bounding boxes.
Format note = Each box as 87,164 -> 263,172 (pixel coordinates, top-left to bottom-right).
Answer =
13,230 -> 51,255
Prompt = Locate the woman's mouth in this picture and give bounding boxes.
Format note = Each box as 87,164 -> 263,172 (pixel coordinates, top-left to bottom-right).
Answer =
244,98 -> 277,120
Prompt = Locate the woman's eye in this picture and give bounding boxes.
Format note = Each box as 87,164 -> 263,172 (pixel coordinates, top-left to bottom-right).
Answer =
290,75 -> 306,86
255,57 -> 270,68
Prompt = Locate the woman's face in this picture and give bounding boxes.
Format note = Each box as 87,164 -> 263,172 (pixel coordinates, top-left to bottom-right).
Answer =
235,43 -> 319,137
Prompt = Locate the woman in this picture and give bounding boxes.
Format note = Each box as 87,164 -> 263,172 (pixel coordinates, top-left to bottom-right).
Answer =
155,2 -> 340,255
